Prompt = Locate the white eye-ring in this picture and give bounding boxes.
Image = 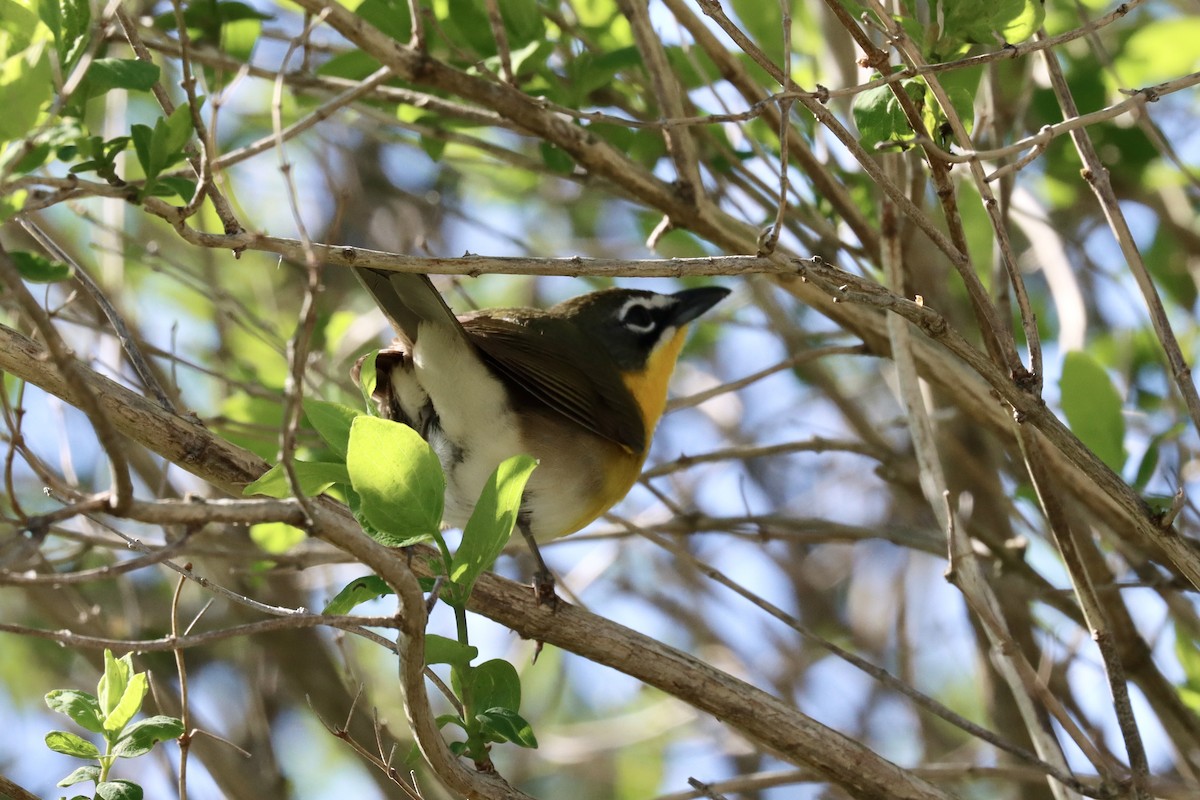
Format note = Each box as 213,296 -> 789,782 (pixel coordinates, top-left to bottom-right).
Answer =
617,294 -> 672,334
620,301 -> 655,333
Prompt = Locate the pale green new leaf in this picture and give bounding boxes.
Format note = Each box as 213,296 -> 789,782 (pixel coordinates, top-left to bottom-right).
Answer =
346,416 -> 444,545
449,454 -> 536,602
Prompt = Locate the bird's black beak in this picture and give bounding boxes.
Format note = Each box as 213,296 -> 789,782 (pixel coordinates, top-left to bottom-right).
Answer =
668,286 -> 731,326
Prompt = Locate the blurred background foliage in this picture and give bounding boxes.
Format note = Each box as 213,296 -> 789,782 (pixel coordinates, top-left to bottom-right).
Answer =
1,0 -> 1199,798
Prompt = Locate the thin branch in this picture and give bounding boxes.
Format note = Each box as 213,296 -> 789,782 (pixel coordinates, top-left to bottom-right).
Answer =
860,0 -> 1041,392
0,614 -> 402,651
1038,42 -> 1200,433
642,437 -> 886,479
617,0 -> 703,203
170,572 -> 193,800
879,172 -> 1081,800
666,344 -> 873,412
912,73 -> 1200,168
17,217 -> 179,413
637,527 -> 1093,795
115,4 -> 243,235
0,245 -> 133,514
1020,429 -> 1151,797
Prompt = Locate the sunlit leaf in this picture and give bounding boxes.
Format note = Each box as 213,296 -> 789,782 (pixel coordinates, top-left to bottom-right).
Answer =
243,460 -> 350,499
449,454 -> 536,602
1060,351 -> 1125,473
425,634 -> 478,667
45,690 -> 104,734
323,575 -> 393,614
346,416 -> 444,546
249,521 -> 306,554
44,731 -> 100,759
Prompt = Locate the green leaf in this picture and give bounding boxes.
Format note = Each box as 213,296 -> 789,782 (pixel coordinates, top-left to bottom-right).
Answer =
853,76 -> 924,150
442,0 -> 494,56
567,47 -> 641,99
2,0 -> 45,50
346,416 -> 444,546
475,707 -> 537,748
1059,351 -> 1126,472
112,716 -> 184,758
317,50 -> 383,81
506,37 -> 550,77
104,672 -> 147,733
216,391 -> 286,459
469,659 -> 520,713
425,634 -> 478,667
82,58 -> 160,95
96,780 -> 144,800
249,521 -> 306,554
323,575 -> 393,614
1117,19 -> 1200,86
129,123 -> 153,180
304,399 -> 360,457
2,141 -> 49,174
39,0 -> 91,75
10,250 -> 72,283
243,460 -> 350,499
418,132 -> 446,162
155,0 -> 273,30
344,485 -> 432,547
1177,622 -> 1200,689
938,65 -> 981,138
435,713 -> 467,731
161,101 -> 197,154
729,0 -> 783,69
357,350 -> 379,412
346,0 -> 411,42
933,0 -> 1044,49
1132,424 -> 1184,492
154,176 -> 198,203
57,765 -> 101,787
148,103 -> 194,181
219,16 -> 261,63
498,0 -> 543,47
449,454 -> 537,601
98,650 -> 131,717
0,41 -> 53,140
0,188 -> 27,221
44,730 -> 100,759
45,689 -> 104,734
539,141 -> 574,174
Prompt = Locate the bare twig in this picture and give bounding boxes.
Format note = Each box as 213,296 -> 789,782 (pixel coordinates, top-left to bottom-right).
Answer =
0,614 -> 402,651
17,217 -> 179,413
170,572 -> 193,800
0,245 -> 133,514
879,170 -> 1080,799
1019,429 -> 1151,797
1039,42 -> 1200,432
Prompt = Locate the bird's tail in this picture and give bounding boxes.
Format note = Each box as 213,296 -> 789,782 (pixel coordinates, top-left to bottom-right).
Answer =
353,268 -> 461,344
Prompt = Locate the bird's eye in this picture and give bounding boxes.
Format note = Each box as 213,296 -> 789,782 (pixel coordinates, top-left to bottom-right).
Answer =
621,303 -> 655,332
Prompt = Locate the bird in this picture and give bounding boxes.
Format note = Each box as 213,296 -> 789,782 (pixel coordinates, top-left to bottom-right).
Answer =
352,269 -> 729,596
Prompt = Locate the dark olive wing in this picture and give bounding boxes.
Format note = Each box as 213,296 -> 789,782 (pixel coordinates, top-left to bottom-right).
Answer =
463,315 -> 646,453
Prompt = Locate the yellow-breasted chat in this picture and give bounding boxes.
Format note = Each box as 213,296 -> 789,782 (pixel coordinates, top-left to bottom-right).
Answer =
352,268 -> 729,591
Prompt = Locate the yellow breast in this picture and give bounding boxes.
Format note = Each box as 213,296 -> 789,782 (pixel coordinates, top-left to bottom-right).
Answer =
620,325 -> 689,440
